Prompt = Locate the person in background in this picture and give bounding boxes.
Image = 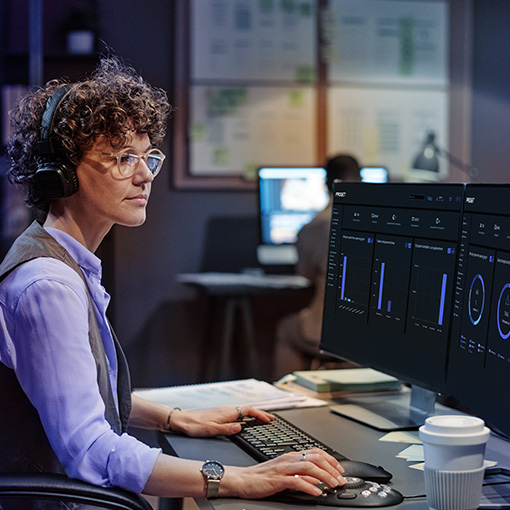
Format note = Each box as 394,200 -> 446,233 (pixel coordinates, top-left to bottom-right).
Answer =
273,155 -> 361,380
0,56 -> 345,509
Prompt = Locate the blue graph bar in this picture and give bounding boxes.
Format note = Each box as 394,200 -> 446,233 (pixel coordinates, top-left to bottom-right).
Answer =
387,300 -> 392,312
378,262 -> 385,310
341,255 -> 347,300
438,273 -> 447,325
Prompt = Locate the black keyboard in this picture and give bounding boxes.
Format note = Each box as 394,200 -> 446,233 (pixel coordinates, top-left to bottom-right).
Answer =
229,415 -> 404,506
230,414 -> 347,462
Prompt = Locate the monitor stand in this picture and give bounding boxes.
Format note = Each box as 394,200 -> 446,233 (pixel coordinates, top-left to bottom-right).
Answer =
330,385 -> 438,431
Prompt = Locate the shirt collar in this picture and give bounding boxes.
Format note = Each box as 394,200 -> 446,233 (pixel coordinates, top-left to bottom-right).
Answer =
44,227 -> 102,279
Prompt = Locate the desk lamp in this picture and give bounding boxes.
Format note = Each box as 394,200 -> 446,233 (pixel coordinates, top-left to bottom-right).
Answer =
412,130 -> 479,180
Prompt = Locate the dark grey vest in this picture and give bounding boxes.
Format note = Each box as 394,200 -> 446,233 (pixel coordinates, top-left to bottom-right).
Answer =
0,221 -> 132,479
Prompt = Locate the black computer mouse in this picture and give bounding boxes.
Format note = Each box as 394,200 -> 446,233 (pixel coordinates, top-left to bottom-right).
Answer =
270,477 -> 404,507
339,460 -> 392,483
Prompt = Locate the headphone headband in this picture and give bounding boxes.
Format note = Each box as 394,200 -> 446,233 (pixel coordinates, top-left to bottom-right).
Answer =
35,84 -> 79,199
37,84 -> 73,157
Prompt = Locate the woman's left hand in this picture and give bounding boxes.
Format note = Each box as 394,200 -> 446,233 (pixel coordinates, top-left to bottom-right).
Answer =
168,406 -> 273,437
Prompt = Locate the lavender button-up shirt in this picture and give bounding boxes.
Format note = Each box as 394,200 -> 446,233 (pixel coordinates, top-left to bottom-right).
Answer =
0,227 -> 160,492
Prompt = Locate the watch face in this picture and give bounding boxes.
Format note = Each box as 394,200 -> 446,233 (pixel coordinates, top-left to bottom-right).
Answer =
202,460 -> 225,479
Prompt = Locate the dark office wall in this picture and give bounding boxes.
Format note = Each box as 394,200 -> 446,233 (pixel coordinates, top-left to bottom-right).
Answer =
471,1 -> 510,182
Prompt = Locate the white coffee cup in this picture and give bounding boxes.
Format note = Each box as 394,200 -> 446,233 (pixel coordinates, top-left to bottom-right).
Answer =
419,415 -> 490,510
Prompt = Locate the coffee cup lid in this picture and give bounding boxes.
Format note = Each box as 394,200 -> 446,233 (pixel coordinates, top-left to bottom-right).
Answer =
419,415 -> 490,445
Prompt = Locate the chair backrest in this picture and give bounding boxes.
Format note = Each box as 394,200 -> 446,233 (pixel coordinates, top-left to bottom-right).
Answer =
0,473 -> 153,510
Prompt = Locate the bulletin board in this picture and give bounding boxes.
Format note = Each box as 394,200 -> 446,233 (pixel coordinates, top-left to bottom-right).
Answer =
172,0 -> 449,190
327,87 -> 449,176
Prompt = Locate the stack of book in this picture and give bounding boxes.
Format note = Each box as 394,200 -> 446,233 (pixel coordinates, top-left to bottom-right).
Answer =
278,368 -> 401,398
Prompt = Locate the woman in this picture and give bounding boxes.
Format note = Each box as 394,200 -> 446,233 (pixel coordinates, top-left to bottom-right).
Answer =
0,56 -> 344,505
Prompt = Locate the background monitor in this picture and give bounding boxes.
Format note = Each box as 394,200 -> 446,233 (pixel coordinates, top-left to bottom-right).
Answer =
360,166 -> 389,183
257,167 -> 329,267
320,182 -> 465,430
447,184 -> 510,437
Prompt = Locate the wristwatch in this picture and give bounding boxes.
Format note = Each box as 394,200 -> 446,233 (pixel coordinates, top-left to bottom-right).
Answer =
200,460 -> 225,498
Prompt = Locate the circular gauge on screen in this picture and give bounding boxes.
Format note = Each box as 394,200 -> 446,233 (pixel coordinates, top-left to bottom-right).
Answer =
468,274 -> 485,326
497,283 -> 510,340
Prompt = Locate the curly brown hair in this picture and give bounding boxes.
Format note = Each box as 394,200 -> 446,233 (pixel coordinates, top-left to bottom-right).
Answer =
7,56 -> 171,213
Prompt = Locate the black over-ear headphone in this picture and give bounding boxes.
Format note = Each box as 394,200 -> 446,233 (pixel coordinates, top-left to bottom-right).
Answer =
35,84 -> 79,199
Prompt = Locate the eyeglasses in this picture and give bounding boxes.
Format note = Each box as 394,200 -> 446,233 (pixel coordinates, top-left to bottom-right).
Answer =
100,148 -> 166,178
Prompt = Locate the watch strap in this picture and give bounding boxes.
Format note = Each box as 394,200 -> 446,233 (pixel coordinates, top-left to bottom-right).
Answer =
205,477 -> 221,498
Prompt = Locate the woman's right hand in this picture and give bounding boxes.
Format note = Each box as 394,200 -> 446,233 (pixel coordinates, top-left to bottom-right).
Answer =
220,448 -> 345,500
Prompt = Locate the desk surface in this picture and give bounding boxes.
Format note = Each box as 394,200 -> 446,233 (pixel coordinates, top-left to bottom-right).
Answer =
176,272 -> 310,295
159,405 -> 510,509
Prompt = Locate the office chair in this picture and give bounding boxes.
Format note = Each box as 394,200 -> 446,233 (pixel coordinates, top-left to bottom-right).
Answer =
0,472 -> 152,510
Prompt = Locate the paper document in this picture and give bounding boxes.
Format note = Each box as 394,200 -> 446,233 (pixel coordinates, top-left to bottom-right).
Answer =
134,378 -> 324,411
379,431 -> 421,444
397,445 -> 424,462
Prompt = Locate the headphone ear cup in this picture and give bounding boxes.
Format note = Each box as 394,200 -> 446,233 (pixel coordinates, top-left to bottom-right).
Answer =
35,161 -> 79,199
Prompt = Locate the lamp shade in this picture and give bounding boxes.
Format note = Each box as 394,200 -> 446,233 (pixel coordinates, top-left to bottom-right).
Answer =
412,131 -> 440,173
411,130 -> 479,181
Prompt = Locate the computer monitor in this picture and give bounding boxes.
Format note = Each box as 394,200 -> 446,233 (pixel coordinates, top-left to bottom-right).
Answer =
447,184 -> 510,438
257,167 -> 330,267
360,167 -> 389,183
320,182 -> 465,430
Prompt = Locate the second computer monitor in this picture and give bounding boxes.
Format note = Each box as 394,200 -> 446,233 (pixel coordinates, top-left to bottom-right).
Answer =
257,166 -> 330,266
447,184 -> 510,437
360,166 -> 389,183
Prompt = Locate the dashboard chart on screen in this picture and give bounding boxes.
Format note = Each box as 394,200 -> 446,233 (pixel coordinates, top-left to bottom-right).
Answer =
321,182 -> 464,429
